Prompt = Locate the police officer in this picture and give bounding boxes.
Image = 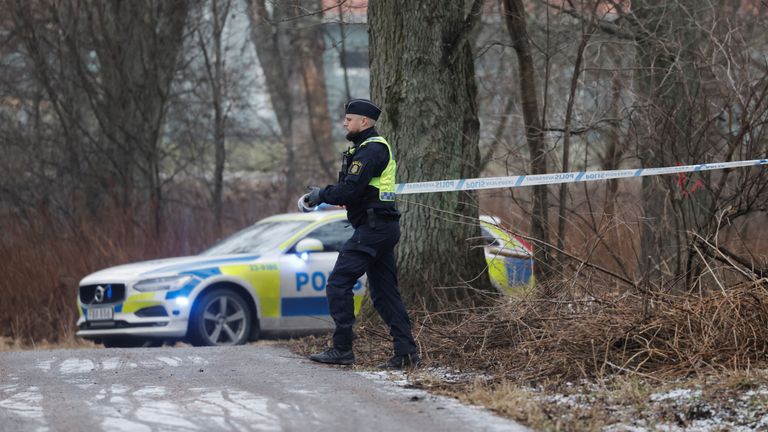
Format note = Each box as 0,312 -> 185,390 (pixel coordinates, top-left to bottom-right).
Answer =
304,98 -> 420,369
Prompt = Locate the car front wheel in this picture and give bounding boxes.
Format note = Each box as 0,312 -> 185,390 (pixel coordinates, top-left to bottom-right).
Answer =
189,289 -> 252,346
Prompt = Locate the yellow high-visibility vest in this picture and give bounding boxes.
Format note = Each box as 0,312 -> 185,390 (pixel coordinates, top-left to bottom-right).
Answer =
357,136 -> 396,202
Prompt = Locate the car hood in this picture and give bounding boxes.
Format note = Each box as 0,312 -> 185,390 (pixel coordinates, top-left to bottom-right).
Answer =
80,254 -> 262,285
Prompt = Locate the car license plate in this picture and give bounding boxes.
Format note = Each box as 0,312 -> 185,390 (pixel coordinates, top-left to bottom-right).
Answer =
87,307 -> 114,321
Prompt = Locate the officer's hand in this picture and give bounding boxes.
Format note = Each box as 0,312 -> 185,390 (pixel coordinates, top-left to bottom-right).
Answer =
304,186 -> 322,207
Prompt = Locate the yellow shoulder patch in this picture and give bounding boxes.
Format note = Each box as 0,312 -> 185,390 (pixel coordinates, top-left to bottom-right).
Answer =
349,161 -> 363,175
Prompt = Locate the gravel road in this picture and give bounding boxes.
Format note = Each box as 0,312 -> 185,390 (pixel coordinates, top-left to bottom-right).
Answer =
0,344 -> 528,432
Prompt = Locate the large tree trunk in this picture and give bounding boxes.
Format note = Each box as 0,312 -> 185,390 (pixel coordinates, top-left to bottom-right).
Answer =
369,0 -> 493,307
245,0 -> 297,198
500,0 -> 552,281
246,0 -> 336,201
293,0 -> 336,186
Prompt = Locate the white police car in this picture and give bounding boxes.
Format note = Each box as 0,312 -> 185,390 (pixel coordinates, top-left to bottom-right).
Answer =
76,209 -> 533,347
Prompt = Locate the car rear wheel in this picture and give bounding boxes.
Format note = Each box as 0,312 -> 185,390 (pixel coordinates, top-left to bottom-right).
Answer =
189,289 -> 252,346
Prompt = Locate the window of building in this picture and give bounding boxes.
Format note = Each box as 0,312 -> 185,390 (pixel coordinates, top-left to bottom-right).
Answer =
341,49 -> 368,69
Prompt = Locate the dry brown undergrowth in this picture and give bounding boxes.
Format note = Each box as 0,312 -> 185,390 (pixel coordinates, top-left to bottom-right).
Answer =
289,273 -> 768,382
0,335 -> 98,352
287,276 -> 768,430
408,282 -> 768,382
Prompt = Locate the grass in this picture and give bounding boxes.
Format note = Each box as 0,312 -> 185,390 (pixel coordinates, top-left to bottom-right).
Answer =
0,335 -> 99,352
458,381 -> 554,428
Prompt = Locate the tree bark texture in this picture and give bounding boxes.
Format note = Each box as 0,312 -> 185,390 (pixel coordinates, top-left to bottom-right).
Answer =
369,0 -> 494,307
500,0 -> 552,280
245,0 -> 297,198
293,0 -> 336,186
556,24 -> 593,269
246,0 -> 337,201
203,0 -> 231,237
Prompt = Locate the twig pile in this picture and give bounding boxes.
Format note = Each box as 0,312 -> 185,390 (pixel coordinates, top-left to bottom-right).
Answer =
397,278 -> 768,381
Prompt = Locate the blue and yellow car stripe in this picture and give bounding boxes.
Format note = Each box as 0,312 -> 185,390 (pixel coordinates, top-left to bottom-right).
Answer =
481,220 -> 535,297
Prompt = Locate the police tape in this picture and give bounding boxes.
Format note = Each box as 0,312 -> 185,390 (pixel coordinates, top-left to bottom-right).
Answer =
394,158 -> 768,195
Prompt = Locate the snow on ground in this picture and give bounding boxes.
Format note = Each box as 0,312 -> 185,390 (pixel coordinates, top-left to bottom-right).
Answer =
357,369 -> 531,432
360,366 -> 768,431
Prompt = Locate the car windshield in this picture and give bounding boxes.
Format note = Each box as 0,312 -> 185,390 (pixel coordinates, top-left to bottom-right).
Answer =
200,220 -> 311,256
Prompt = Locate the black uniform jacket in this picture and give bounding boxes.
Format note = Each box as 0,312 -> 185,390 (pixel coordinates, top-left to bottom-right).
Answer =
319,127 -> 400,228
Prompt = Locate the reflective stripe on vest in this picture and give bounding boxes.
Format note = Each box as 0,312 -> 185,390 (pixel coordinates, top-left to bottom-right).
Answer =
359,136 -> 396,202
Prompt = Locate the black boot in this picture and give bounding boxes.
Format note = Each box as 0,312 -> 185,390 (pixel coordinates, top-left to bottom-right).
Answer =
309,347 -> 355,365
377,352 -> 420,370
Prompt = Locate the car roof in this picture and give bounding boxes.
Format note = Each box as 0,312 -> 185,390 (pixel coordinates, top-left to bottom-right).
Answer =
259,208 -> 347,223
261,210 -> 502,226
256,209 -> 532,254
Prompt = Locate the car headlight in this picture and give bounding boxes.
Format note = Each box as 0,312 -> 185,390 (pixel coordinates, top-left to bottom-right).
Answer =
133,275 -> 194,292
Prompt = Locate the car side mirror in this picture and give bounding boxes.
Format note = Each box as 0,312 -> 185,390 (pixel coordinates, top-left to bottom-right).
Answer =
295,238 -> 324,254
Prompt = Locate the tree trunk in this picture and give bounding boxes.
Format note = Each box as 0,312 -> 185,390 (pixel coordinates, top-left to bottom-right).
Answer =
556,24 -> 593,270
369,0 -> 494,308
246,0 -> 336,201
245,0 -> 297,198
293,0 -> 336,186
500,0 -> 552,281
601,65 -> 624,219
337,3 -> 352,102
209,0 -> 231,237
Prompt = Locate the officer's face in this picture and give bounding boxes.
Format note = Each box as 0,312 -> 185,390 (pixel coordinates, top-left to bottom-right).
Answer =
343,114 -> 368,134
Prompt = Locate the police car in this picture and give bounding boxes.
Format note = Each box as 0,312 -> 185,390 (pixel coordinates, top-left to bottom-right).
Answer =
76,209 -> 533,347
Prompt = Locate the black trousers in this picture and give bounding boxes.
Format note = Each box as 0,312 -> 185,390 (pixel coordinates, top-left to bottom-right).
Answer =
326,219 -> 417,355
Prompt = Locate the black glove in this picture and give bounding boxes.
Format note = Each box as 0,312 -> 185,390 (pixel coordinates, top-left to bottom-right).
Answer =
304,186 -> 322,207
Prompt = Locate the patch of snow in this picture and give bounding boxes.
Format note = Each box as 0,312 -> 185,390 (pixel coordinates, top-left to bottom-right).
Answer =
36,358 -> 55,372
649,388 -> 702,402
133,386 -> 166,397
99,357 -> 120,371
420,366 -> 492,383
602,423 -> 649,432
0,385 -> 48,431
756,413 -> 768,429
59,358 -> 94,374
187,355 -> 208,366
357,370 -> 409,386
155,356 -> 182,367
102,416 -> 152,432
542,393 -> 590,409
653,419 -> 758,432
358,370 -> 532,432
0,383 -> 18,392
742,388 -> 768,398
